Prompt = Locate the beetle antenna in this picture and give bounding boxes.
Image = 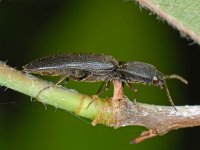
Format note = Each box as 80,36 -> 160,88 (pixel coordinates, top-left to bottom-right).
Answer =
164,74 -> 188,85
162,83 -> 177,111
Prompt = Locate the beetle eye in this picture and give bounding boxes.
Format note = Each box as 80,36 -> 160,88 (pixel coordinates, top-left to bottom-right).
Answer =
152,76 -> 159,84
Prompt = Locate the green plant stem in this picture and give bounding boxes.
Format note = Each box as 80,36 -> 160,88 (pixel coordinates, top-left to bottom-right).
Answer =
1,61 -> 200,143
0,61 -> 102,120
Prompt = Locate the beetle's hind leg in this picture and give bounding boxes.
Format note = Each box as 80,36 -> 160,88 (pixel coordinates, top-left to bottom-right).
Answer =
96,80 -> 111,96
36,76 -> 68,99
96,82 -> 105,96
87,79 -> 111,110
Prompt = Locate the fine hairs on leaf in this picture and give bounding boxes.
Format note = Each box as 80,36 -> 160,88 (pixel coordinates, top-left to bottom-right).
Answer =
134,0 -> 200,44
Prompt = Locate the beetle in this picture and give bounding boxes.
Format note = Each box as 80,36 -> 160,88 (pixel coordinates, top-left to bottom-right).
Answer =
23,53 -> 119,95
115,61 -> 188,110
23,53 -> 188,110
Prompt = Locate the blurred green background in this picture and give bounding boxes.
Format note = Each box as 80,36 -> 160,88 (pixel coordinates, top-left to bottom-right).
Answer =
0,0 -> 199,150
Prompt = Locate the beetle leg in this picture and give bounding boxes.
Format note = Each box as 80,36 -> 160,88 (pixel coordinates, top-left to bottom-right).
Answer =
126,83 -> 142,111
87,73 -> 113,110
105,81 -> 111,92
77,71 -> 90,81
36,76 -> 68,99
96,82 -> 105,95
87,81 -> 111,110
55,76 -> 69,85
87,78 -> 111,109
126,83 -> 138,105
87,81 -> 105,110
95,73 -> 113,95
96,80 -> 111,95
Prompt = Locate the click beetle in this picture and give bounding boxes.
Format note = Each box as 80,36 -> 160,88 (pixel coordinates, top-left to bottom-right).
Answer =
23,53 -> 188,110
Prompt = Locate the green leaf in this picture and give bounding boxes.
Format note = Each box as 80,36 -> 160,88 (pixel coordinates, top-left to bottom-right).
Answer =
135,0 -> 200,44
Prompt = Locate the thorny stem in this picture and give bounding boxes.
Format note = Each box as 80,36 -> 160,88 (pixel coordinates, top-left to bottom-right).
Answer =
1,61 -> 200,143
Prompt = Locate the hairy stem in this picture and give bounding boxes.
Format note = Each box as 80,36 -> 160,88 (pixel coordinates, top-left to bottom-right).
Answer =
1,61 -> 200,143
0,61 -> 101,119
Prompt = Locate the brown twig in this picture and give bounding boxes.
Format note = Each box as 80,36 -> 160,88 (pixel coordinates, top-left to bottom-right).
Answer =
92,80 -> 200,143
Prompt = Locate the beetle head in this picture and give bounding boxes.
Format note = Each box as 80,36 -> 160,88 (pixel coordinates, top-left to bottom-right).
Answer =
151,72 -> 177,111
151,72 -> 188,87
151,71 -> 166,87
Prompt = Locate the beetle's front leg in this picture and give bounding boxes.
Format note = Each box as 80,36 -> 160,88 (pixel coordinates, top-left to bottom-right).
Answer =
126,82 -> 138,105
